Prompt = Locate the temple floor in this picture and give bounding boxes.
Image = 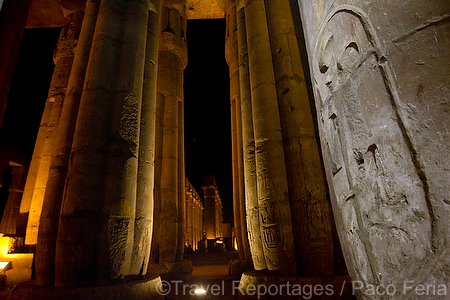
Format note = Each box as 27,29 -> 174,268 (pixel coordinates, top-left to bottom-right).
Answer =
165,250 -> 240,299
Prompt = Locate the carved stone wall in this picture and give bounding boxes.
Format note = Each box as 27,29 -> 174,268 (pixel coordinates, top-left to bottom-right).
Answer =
297,1 -> 450,299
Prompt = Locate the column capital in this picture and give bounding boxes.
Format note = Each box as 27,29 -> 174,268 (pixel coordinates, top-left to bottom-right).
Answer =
159,3 -> 187,67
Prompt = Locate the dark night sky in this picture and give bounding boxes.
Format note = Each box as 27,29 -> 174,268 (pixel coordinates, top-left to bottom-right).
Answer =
0,19 -> 233,223
184,19 -> 233,223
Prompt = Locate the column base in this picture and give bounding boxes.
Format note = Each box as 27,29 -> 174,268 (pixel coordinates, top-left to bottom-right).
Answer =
8,275 -> 163,300
238,271 -> 356,300
147,260 -> 193,280
228,259 -> 253,279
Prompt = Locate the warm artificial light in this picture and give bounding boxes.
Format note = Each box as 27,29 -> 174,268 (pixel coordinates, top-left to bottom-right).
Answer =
0,261 -> 11,272
194,287 -> 207,295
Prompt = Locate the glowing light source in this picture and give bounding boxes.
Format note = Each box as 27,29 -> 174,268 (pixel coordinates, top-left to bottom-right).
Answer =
0,262 -> 11,272
194,287 -> 207,295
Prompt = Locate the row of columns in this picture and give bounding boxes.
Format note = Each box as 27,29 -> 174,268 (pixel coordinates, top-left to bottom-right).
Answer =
21,11 -> 83,246
226,0 -> 336,276
1,0 -> 338,288
4,0 -> 167,287
202,175 -> 225,245
185,178 -> 203,251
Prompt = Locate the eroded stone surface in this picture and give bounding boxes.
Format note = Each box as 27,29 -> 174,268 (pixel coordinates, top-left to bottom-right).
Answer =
298,1 -> 450,298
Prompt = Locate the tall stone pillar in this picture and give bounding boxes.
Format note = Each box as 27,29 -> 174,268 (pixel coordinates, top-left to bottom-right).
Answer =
225,0 -> 251,261
265,0 -> 334,276
176,91 -> 186,261
24,12 -> 81,246
244,0 -> 297,276
97,0 -> 151,283
203,177 -> 216,248
0,165 -> 27,235
19,96 -> 53,225
0,0 -> 32,126
130,0 -> 160,276
236,0 -> 266,271
150,92 -> 164,265
35,2 -> 95,286
54,0 -> 152,286
185,184 -> 193,249
156,0 -> 187,264
298,0 -> 450,297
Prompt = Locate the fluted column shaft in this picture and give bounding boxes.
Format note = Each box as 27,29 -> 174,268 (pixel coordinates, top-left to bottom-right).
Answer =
236,0 -> 266,270
265,0 -> 334,276
156,0 -> 187,263
226,0 -> 251,260
0,165 -> 27,235
35,7 -> 90,286
55,0 -> 151,286
131,0 -> 160,275
24,14 -> 81,245
244,0 -> 297,276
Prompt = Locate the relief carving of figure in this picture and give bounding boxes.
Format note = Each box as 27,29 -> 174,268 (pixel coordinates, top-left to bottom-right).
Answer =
313,5 -> 443,297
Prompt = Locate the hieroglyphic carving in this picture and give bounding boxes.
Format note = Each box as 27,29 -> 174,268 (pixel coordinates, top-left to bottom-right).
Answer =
313,5 -> 445,297
260,200 -> 283,251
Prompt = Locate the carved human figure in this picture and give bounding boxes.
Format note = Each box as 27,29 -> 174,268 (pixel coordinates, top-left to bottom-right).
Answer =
314,5 -> 442,296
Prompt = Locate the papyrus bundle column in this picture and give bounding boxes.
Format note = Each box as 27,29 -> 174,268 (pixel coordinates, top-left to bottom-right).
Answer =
53,0 -> 159,287
35,5 -> 89,286
264,0 -> 334,276
131,0 -> 160,275
22,12 -> 82,245
242,0 -> 298,276
235,0 -> 266,270
154,0 -> 187,264
0,165 -> 27,235
225,0 -> 251,261
235,0 -> 335,276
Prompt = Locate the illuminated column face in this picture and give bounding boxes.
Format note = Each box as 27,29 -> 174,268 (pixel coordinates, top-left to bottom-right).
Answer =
53,0 -> 153,286
203,185 -> 216,240
0,0 -> 4,11
156,0 -> 187,264
264,0 -> 335,276
25,14 -> 81,246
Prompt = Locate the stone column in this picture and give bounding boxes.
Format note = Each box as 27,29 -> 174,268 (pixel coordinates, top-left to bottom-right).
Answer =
0,0 -> 32,126
265,0 -> 334,276
150,92 -> 164,264
35,5 -> 90,286
24,12 -> 82,246
192,198 -> 197,250
98,0 -> 150,282
244,0 -> 297,276
194,200 -> 200,251
236,0 -> 266,270
156,0 -> 187,264
226,0 -> 245,260
131,0 -> 160,276
185,190 -> 193,249
53,0 -> 141,287
0,165 -> 26,235
203,178 -> 216,247
227,0 -> 251,261
19,97 -> 53,222
176,92 -> 186,261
